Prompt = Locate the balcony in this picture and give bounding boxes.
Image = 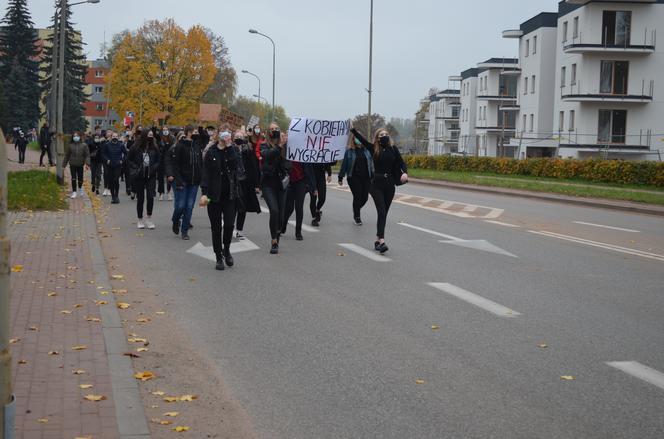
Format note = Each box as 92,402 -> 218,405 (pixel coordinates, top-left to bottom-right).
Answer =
557,131 -> 653,151
477,94 -> 518,102
475,125 -> 517,134
561,80 -> 654,103
499,105 -> 520,112
563,30 -> 656,55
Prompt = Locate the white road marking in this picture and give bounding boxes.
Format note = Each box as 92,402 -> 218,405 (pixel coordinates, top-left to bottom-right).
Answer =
485,220 -> 520,228
398,222 -> 462,241
428,283 -> 521,318
289,221 -> 320,233
187,239 -> 260,261
573,221 -> 640,233
338,243 -> 392,262
606,361 -> 664,391
529,230 -> 664,263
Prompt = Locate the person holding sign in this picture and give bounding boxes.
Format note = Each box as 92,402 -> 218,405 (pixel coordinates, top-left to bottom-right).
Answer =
364,128 -> 408,254
260,122 -> 290,255
200,131 -> 240,271
339,129 -> 375,225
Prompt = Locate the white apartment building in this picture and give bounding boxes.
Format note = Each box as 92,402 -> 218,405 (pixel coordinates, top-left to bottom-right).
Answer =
427,83 -> 461,155
504,13 -> 560,158
554,0 -> 664,160
475,58 -> 519,157
459,68 -> 480,155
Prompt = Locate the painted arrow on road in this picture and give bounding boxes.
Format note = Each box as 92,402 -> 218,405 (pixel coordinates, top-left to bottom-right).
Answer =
187,238 -> 260,262
398,222 -> 518,258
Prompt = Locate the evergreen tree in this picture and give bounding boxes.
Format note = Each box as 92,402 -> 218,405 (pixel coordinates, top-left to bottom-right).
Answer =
41,1 -> 88,133
0,0 -> 41,133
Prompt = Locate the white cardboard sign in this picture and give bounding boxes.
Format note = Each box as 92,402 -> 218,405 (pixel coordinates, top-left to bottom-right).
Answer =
287,117 -> 349,163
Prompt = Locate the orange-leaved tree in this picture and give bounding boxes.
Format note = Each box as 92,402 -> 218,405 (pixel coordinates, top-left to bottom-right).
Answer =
107,19 -> 216,126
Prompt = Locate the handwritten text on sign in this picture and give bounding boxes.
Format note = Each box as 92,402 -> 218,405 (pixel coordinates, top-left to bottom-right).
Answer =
287,117 -> 349,163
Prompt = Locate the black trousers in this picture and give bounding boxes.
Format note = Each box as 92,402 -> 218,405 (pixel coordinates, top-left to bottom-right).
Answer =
282,179 -> 307,234
70,165 -> 84,191
157,165 -> 171,194
103,163 -> 110,189
39,144 -> 53,166
309,169 -> 327,217
370,176 -> 396,240
18,144 -> 27,163
133,175 -> 156,218
262,178 -> 286,240
207,199 -> 236,256
348,175 -> 371,219
108,165 -> 122,199
90,161 -> 102,190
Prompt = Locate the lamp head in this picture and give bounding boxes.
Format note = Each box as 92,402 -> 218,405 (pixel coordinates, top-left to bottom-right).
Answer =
249,29 -> 258,34
241,70 -> 248,73
88,0 -> 101,3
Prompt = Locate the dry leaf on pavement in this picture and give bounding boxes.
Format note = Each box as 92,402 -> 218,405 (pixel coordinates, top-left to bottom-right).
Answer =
79,384 -> 94,389
47,292 -> 57,297
134,371 -> 156,381
17,360 -> 28,365
60,310 -> 72,315
71,345 -> 88,351
94,300 -> 108,305
117,302 -> 131,310
173,426 -> 190,432
74,304 -> 84,308
560,375 -> 576,381
164,411 -> 179,417
85,317 -> 101,323
127,337 -> 148,343
179,395 -> 198,401
136,347 -> 149,352
37,418 -> 48,423
11,265 -> 24,272
83,394 -> 107,401
124,352 -> 140,358
538,343 -> 548,348
111,274 -> 124,280
415,379 -> 425,385
431,325 -> 440,330
72,369 -> 86,375
151,391 -> 165,396
9,338 -> 20,344
48,351 -> 59,356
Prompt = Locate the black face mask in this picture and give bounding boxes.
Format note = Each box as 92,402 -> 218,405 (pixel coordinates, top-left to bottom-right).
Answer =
234,138 -> 245,146
111,139 -> 118,143
270,130 -> 281,140
379,136 -> 390,147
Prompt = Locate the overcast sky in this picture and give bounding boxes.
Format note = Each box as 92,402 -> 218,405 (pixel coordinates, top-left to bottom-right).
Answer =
21,0 -> 559,121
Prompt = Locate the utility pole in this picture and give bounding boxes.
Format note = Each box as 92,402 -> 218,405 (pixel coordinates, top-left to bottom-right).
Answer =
55,0 -> 67,185
48,8 -> 59,167
367,0 -> 374,139
0,128 -> 15,439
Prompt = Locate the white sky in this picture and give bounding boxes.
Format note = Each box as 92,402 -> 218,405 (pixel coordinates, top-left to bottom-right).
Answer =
20,0 -> 559,120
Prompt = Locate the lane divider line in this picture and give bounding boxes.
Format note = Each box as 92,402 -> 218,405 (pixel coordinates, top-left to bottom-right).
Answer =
428,283 -> 522,318
485,220 -> 520,228
397,222 -> 462,242
289,221 -> 320,233
529,230 -> 664,263
606,361 -> 664,391
338,243 -> 392,262
573,221 -> 641,233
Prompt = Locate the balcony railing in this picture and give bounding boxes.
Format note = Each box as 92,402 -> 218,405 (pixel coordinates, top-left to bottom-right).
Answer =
556,130 -> 653,150
561,79 -> 654,103
563,29 -> 656,54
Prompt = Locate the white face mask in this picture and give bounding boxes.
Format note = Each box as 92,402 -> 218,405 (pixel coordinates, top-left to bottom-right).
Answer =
163,130 -> 169,136
254,128 -> 261,135
73,136 -> 80,142
220,131 -> 231,139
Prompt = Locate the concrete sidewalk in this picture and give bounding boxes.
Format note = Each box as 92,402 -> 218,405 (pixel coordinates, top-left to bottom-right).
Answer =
7,146 -> 149,438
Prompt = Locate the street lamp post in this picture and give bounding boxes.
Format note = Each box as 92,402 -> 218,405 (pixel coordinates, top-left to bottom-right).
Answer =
241,70 -> 261,104
249,29 -> 275,122
367,0 -> 374,139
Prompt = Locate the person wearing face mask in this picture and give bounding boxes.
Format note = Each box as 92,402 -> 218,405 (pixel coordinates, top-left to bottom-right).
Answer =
63,131 -> 90,199
102,131 -> 113,196
260,122 -> 290,254
166,125 -> 203,240
305,162 -> 332,227
341,127 -> 376,225
128,131 -> 160,229
124,127 -> 142,199
361,128 -> 407,254
199,131 -> 240,270
157,126 -> 175,201
248,125 -> 265,163
232,130 -> 261,239
87,133 -> 104,194
102,132 -> 128,204
15,130 -> 28,164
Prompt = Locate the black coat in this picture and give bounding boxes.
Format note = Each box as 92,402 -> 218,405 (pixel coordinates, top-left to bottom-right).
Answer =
127,145 -> 160,180
238,145 -> 262,213
200,144 -> 239,203
39,126 -> 52,147
166,138 -> 203,187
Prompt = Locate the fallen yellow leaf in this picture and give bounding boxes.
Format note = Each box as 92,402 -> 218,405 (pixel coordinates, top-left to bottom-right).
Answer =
173,426 -> 190,432
415,379 -> 425,385
100,291 -> 109,295
28,326 -> 38,331
179,395 -> 198,402
160,420 -> 173,425
18,360 -> 28,365
79,384 -> 94,389
74,436 -> 93,439
37,418 -> 48,423
137,347 -> 149,352
60,310 -> 72,315
47,292 -> 57,297
155,311 -> 166,315
560,375 -> 576,381
71,345 -> 88,351
134,371 -> 156,381
94,300 -> 108,306
538,343 -> 549,349
111,274 -> 124,280
72,369 -> 86,375
112,289 -> 128,295
163,396 -> 179,403
117,302 -> 131,310
48,351 -> 59,356
85,317 -> 101,323
137,318 -> 151,323
431,325 -> 440,330
83,394 -> 107,402
164,411 -> 179,417
151,391 -> 165,396
127,338 -> 148,343
11,265 -> 24,272
73,304 -> 84,308
9,338 -> 20,344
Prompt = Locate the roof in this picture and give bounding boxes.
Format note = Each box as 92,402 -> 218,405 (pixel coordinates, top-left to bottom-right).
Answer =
198,104 -> 222,123
480,57 -> 518,65
461,68 -> 481,80
520,12 -> 558,35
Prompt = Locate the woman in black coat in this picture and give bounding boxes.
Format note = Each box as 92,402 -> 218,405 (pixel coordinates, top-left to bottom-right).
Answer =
233,130 -> 261,239
200,132 -> 240,271
127,131 -> 160,230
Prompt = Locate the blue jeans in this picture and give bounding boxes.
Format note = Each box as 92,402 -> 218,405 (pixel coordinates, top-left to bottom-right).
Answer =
172,184 -> 199,234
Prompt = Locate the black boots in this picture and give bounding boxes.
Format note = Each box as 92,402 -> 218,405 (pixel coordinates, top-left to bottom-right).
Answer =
223,247 -> 234,267
215,253 -> 225,271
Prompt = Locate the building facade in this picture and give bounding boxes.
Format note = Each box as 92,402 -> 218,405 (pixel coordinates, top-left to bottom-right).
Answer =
83,59 -> 119,131
459,68 -> 480,155
427,86 -> 461,156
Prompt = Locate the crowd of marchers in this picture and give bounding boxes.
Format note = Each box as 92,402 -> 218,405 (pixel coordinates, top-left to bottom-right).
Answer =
9,121 -> 408,271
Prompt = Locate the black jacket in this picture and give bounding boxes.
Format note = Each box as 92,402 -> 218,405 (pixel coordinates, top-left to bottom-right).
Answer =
200,144 -> 239,202
127,145 -> 160,180
260,142 -> 289,182
102,140 -> 128,167
39,126 -> 52,147
166,138 -> 203,187
237,144 -> 262,213
87,138 -> 104,163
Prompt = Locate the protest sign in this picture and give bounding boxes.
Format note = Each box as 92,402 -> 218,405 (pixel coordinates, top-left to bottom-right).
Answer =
248,115 -> 260,128
287,117 -> 350,163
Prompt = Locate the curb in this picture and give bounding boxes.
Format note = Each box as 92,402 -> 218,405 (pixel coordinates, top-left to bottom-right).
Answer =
80,195 -> 151,439
408,178 -> 664,217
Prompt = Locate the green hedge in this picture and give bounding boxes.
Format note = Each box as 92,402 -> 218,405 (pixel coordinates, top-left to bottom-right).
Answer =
403,156 -> 664,187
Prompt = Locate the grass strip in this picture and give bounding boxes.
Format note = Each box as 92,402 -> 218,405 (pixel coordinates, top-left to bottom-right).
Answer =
8,170 -> 67,211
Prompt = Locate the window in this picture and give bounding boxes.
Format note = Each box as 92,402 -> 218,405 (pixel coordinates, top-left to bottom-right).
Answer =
525,39 -> 530,57
94,70 -> 104,77
573,17 -> 579,39
533,36 -> 537,54
598,109 -> 627,143
559,111 -> 564,131
95,103 -> 104,111
523,114 -> 527,132
569,110 -> 575,131
93,86 -> 103,93
571,64 -> 577,85
524,77 -> 528,94
562,21 -> 568,43
529,114 -> 534,132
600,60 -> 629,94
94,119 -> 103,126
602,11 -> 631,46
561,66 -> 566,87
531,75 -> 536,94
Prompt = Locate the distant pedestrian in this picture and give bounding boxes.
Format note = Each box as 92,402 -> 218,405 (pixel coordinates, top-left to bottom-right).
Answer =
306,162 -> 332,227
15,130 -> 28,164
39,122 -> 54,167
367,128 -> 408,254
102,132 -> 127,204
157,126 -> 175,201
63,131 -> 90,199
340,128 -> 375,225
260,122 -> 289,254
128,130 -> 160,229
233,130 -> 261,239
87,133 -> 104,194
200,131 -> 240,270
166,125 -> 203,241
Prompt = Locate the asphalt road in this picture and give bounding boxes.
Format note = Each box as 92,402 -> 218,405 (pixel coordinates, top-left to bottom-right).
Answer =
99,181 -> 664,439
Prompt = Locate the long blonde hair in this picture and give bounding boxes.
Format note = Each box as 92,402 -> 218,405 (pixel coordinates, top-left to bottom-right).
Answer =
373,128 -> 392,158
